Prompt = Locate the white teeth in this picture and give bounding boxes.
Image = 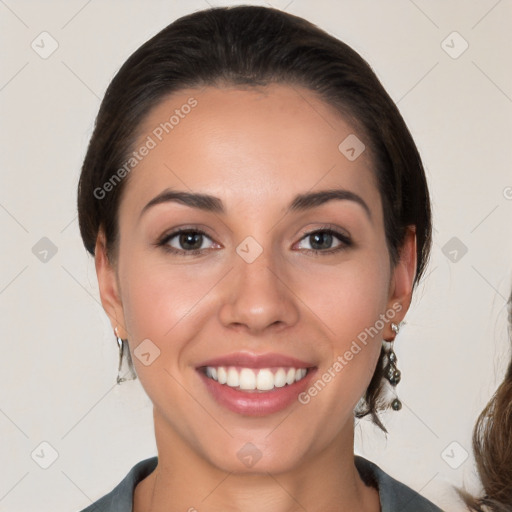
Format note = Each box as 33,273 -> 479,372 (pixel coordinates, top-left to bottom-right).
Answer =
205,366 -> 217,380
239,368 -> 256,390
204,366 -> 309,391
217,367 -> 227,384
274,368 -> 286,388
227,367 -> 239,387
295,368 -> 307,381
256,369 -> 274,390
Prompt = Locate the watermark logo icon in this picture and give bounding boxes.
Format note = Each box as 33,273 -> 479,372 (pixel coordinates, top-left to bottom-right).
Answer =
31,441 -> 59,469
338,134 -> 365,161
441,31 -> 469,59
32,237 -> 58,263
134,339 -> 161,366
441,441 -> 468,469
236,236 -> 263,264
237,442 -> 262,468
31,32 -> 59,59
442,236 -> 468,263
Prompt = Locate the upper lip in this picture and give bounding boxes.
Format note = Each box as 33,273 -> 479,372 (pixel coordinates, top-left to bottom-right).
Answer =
196,352 -> 315,369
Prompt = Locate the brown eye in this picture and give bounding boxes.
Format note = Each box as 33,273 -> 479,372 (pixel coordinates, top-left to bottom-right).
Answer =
176,231 -> 205,251
296,228 -> 352,254
158,229 -> 216,255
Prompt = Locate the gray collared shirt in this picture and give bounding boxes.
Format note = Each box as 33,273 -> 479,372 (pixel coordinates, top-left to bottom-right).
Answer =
77,455 -> 444,511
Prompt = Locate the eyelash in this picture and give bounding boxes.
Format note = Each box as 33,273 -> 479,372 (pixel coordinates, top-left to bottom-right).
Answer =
155,225 -> 353,256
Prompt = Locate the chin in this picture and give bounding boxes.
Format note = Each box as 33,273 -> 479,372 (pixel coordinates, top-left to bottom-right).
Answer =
203,437 -> 311,475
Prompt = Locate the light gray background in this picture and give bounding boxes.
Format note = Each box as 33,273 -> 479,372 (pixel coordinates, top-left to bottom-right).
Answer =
1,1 -> 511,511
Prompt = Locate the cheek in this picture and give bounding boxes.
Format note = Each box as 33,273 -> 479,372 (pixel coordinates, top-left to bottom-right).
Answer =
120,254 -> 216,339
301,252 -> 390,341
117,258 -> 211,408
118,251 -> 229,390
296,254 -> 390,411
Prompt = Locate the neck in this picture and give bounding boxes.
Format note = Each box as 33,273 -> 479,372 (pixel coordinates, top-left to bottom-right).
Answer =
134,410 -> 380,512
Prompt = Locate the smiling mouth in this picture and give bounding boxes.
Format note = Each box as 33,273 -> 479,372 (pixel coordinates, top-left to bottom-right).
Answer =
200,366 -> 311,392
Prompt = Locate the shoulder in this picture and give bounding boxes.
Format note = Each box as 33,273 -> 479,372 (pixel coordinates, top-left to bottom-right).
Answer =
76,456 -> 158,512
355,455 -> 445,512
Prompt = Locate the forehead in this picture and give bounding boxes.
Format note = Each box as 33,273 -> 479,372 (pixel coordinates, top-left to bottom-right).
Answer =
120,84 -> 379,218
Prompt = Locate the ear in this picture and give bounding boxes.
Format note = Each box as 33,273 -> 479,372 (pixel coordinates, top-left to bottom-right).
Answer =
385,226 -> 417,334
95,228 -> 128,338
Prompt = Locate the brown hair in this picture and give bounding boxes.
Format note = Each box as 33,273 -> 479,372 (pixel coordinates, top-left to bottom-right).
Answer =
77,5 -> 432,432
457,290 -> 512,511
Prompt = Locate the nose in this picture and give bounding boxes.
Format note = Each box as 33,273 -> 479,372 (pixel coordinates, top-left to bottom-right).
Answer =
218,246 -> 300,335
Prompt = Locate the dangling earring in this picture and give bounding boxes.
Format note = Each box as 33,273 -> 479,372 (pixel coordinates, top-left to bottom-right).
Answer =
115,327 -> 137,384
384,322 -> 402,411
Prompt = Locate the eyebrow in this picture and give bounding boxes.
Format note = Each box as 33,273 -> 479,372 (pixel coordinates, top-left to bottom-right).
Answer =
139,188 -> 371,221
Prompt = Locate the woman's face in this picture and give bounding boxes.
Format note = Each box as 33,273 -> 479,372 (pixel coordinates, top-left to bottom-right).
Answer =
96,84 -> 415,473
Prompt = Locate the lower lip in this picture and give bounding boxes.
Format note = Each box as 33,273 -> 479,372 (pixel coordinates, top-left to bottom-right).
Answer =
198,369 -> 316,416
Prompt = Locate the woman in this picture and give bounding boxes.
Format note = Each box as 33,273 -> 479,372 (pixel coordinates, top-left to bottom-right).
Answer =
76,5 -> 442,511
458,289 -> 512,512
